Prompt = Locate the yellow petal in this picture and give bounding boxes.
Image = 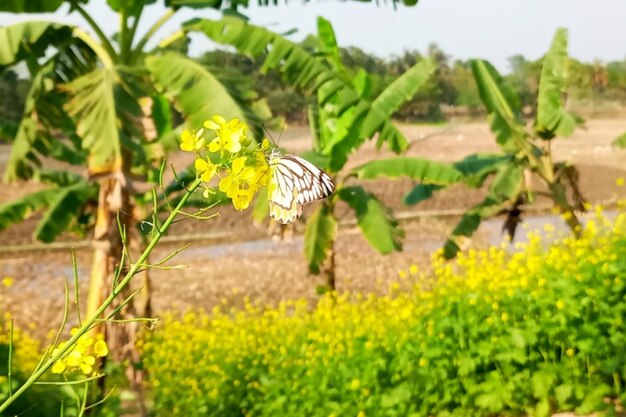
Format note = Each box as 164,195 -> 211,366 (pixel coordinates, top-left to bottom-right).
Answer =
233,195 -> 250,210
240,167 -> 256,182
208,138 -> 221,153
219,175 -> 233,193
180,130 -> 192,143
194,158 -> 208,171
193,137 -> 205,150
201,165 -> 217,182
94,340 -> 109,357
80,363 -> 93,375
226,138 -> 242,153
51,361 -> 66,374
232,157 -> 246,175
180,142 -> 194,152
212,115 -> 226,124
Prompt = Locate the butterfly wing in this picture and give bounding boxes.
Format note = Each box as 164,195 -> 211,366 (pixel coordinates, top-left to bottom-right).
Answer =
268,163 -> 302,224
268,154 -> 335,224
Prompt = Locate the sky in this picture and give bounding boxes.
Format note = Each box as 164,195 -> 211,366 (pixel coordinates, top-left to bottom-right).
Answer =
2,0 -> 626,73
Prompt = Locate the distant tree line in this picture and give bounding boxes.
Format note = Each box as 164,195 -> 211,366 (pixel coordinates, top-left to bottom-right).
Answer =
2,43 -> 626,132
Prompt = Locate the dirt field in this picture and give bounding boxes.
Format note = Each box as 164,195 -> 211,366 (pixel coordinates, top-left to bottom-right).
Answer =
1,119 -> 626,334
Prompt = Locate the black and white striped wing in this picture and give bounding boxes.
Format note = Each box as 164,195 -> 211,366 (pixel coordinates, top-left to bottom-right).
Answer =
268,154 -> 335,224
275,155 -> 335,204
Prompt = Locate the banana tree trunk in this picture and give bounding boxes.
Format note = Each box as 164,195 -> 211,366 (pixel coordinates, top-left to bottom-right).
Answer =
86,173 -> 148,416
324,241 -> 336,292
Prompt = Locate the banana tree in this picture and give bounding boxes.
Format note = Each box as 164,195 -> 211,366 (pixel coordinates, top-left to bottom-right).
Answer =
179,16 -> 458,289
400,28 -> 587,258
0,1 -> 272,394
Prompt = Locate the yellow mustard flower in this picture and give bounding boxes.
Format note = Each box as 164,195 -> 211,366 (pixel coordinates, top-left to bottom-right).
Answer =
205,116 -> 246,153
51,333 -> 108,376
179,129 -> 205,152
94,338 -> 109,357
2,276 -> 13,287
219,157 -> 257,210
350,379 -> 360,390
194,157 -> 218,182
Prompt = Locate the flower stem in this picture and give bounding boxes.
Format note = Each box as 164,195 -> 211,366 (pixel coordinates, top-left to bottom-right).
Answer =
0,178 -> 202,413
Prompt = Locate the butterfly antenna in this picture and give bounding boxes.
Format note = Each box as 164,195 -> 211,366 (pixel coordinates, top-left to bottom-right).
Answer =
262,120 -> 287,152
276,119 -> 287,147
262,122 -> 278,148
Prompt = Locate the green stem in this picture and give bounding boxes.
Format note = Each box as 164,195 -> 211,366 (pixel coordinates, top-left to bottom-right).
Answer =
131,7 -> 176,64
73,4 -> 118,60
119,7 -> 129,63
126,4 -> 145,61
0,178 -> 202,413
72,28 -> 115,69
8,317 -> 13,396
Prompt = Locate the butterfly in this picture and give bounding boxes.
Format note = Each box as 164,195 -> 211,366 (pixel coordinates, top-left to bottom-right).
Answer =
267,149 -> 335,224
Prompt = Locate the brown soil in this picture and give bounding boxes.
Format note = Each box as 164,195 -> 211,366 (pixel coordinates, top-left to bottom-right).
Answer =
1,119 -> 626,335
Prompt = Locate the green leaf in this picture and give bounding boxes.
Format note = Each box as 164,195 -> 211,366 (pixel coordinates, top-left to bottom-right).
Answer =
535,28 -> 583,139
0,119 -> 19,141
303,205 -> 337,274
404,184 -> 444,206
575,384 -> 611,415
532,371 -> 556,399
360,58 -> 436,141
441,162 -> 523,258
298,151 -> 330,172
353,69 -> 373,99
106,0 -> 154,14
63,68 -> 122,175
34,183 -> 96,242
185,17 -> 324,91
0,21 -> 73,67
37,169 -> 85,186
452,153 -> 512,187
4,118 -> 40,182
488,163 -> 523,201
351,157 -> 462,183
475,389 -> 508,413
185,17 -> 413,170
146,52 -> 263,138
613,132 -> 626,149
534,398 -> 551,417
151,94 -> 173,138
338,186 -> 403,254
0,0 -> 67,12
555,384 -> 573,408
167,0 -> 222,8
4,56 -> 86,181
376,120 -> 410,154
351,157 -> 462,207
471,59 -> 525,150
380,384 -> 412,408
317,16 -> 341,63
0,188 -> 60,230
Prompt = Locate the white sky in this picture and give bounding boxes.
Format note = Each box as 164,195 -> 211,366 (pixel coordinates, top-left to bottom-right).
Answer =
2,0 -> 625,72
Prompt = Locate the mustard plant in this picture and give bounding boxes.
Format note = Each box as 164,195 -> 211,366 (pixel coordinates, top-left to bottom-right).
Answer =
0,115 -> 265,413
